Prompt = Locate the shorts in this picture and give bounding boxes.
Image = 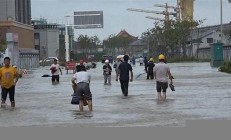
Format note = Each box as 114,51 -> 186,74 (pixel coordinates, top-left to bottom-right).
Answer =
76,82 -> 92,100
52,75 -> 59,82
1,86 -> 15,102
156,81 -> 168,93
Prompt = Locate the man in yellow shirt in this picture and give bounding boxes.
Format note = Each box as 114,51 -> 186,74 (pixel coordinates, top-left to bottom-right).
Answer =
0,57 -> 19,109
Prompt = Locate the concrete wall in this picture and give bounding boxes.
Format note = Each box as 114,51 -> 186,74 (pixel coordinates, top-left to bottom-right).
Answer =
223,46 -> 231,61
186,31 -> 231,60
197,45 -> 231,61
197,47 -> 211,60
47,30 -> 59,57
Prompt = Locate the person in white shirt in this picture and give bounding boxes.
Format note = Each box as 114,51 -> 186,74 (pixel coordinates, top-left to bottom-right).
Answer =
71,67 -> 92,112
154,54 -> 173,102
103,59 -> 112,85
50,59 -> 62,83
139,56 -> 144,66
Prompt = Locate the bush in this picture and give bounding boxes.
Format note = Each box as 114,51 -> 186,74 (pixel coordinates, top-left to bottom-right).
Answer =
219,61 -> 231,73
165,56 -> 209,63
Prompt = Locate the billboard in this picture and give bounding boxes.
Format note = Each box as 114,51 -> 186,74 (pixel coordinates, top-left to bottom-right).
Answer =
73,11 -> 103,29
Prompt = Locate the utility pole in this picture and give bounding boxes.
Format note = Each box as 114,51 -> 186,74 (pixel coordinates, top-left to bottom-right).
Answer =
154,2 -> 180,22
220,0 -> 223,43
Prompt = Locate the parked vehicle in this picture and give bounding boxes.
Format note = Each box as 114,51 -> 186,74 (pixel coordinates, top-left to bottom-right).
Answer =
101,55 -> 108,63
39,57 -> 59,63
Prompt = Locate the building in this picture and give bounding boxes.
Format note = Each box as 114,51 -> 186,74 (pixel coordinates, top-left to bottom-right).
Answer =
186,22 -> 231,59
129,39 -> 148,57
116,30 -> 138,41
32,19 -> 60,60
0,0 -> 39,69
0,20 -> 34,49
0,0 -> 31,25
58,25 -> 74,62
0,0 -> 33,50
103,30 -> 139,57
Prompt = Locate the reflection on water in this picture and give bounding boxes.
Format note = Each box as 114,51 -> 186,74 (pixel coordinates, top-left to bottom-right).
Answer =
1,62 -> 231,127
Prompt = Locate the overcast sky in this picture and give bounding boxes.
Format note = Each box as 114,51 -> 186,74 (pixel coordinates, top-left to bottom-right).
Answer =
31,0 -> 231,40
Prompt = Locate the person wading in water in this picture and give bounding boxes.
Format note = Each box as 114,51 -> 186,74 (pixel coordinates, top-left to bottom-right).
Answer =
154,54 -> 173,102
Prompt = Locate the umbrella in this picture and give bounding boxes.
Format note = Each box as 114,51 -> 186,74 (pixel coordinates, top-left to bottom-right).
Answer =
116,55 -> 124,59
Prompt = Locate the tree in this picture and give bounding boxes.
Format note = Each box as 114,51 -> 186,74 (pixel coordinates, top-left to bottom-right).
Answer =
0,39 -> 6,52
104,34 -> 132,57
104,34 -> 118,56
118,36 -> 131,54
77,35 -> 91,59
77,35 -> 101,60
142,20 -> 197,57
91,35 -> 101,46
141,21 -> 169,57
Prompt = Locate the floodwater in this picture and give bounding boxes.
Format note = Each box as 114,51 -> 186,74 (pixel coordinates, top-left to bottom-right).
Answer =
0,62 -> 231,127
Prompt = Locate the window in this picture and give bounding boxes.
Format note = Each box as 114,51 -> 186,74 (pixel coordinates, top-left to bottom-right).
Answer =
207,38 -> 213,43
34,33 -> 40,39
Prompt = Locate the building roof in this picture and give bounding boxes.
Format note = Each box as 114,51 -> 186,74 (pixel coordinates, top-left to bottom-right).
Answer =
189,29 -> 215,41
198,22 -> 231,33
0,20 -> 34,30
116,30 -> 137,40
190,22 -> 231,40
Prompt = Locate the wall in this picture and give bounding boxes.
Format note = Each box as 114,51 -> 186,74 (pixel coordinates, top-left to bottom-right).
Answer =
197,45 -> 231,61
35,29 -> 59,59
47,30 -> 59,57
0,21 -> 34,49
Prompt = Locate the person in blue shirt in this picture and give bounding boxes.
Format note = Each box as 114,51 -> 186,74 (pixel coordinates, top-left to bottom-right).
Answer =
116,55 -> 133,96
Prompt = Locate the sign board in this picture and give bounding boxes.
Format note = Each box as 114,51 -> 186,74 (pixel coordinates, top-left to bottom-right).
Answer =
65,60 -> 76,74
73,11 -> 103,29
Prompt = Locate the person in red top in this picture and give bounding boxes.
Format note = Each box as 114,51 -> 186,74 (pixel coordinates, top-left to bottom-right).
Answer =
50,59 -> 62,83
76,60 -> 86,72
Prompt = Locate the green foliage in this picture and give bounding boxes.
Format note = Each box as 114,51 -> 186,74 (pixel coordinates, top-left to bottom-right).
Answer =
0,39 -> 6,52
219,61 -> 231,73
141,20 -> 200,57
167,56 -> 195,63
104,34 -> 131,56
76,35 -> 102,60
165,56 -> 209,63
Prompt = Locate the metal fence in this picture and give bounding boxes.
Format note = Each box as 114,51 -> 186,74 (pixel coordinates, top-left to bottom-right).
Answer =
18,49 -> 40,71
197,45 -> 231,61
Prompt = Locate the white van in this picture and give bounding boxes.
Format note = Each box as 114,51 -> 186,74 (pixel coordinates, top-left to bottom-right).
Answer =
40,57 -> 58,63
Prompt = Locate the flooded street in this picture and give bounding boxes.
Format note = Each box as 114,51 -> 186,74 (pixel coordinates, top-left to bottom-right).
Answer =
0,62 -> 231,127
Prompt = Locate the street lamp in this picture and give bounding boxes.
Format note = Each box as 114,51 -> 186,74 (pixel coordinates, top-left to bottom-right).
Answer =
64,15 -> 72,62
65,25 -> 71,62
